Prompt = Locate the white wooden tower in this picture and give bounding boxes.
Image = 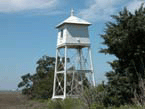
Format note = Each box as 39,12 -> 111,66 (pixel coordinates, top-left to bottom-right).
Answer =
52,9 -> 95,99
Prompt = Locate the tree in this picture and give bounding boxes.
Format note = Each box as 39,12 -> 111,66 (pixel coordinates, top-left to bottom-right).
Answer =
18,73 -> 33,96
32,55 -> 55,99
18,55 -> 55,99
100,3 -> 145,106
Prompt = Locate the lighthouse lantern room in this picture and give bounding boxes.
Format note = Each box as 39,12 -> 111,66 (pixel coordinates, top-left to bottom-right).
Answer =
56,9 -> 91,48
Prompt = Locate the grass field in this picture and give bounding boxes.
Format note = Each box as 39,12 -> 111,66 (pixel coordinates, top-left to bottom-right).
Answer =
1,91 -> 145,109
0,91 -> 48,109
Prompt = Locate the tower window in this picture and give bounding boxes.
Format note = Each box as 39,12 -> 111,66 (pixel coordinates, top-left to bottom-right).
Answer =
61,29 -> 63,38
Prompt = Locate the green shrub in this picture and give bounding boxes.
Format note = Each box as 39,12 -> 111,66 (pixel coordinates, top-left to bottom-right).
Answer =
48,98 -> 85,109
90,103 -> 105,109
81,84 -> 105,108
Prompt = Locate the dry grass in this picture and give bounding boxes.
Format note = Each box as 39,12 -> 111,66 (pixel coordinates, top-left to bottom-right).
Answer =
0,91 -> 48,109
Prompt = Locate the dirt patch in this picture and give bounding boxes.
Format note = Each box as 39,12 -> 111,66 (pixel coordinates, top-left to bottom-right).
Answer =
0,92 -> 48,109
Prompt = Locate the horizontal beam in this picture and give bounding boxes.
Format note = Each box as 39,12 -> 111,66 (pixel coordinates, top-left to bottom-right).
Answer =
56,70 -> 92,74
67,70 -> 92,73
56,71 -> 64,74
52,95 -> 65,99
57,43 -> 90,48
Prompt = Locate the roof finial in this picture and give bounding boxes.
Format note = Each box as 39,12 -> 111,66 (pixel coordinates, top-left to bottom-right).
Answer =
71,8 -> 74,16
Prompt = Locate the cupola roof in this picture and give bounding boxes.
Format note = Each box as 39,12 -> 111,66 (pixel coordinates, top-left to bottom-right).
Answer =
56,9 -> 91,28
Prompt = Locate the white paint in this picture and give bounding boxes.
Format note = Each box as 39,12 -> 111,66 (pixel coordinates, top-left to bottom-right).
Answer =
56,15 -> 91,47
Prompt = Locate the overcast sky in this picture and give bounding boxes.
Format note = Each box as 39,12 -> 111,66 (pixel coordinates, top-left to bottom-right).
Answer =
0,0 -> 144,90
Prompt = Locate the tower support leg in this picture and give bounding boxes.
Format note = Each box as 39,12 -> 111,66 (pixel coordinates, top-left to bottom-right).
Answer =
89,47 -> 95,86
52,49 -> 58,99
64,46 -> 67,99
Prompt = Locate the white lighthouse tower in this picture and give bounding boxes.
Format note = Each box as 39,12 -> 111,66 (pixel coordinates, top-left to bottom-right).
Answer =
52,9 -> 95,99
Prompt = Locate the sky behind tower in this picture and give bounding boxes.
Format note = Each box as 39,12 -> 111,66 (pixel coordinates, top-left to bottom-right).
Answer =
0,0 -> 144,90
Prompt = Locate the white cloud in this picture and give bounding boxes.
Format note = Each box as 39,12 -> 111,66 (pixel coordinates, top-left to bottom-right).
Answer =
79,0 -> 145,22
127,0 -> 145,13
0,0 -> 59,13
78,0 -> 120,22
